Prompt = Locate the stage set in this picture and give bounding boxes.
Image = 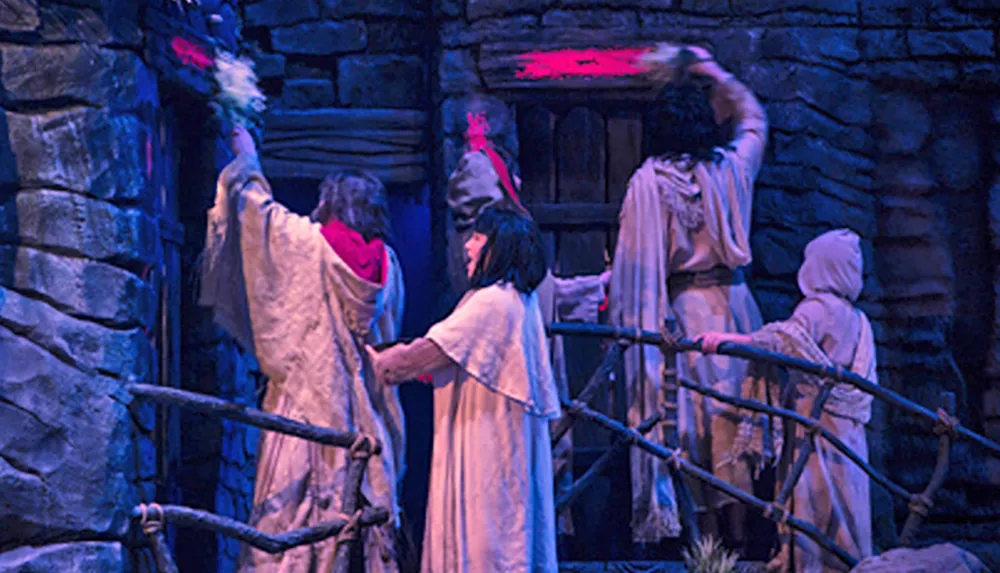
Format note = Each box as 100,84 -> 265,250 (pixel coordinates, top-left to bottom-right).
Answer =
1,1 -> 1000,572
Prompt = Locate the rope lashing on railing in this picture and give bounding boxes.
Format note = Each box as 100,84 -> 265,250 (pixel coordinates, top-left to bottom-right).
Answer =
546,323 -> 1000,459
907,494 -> 934,518
348,434 -> 375,459
335,509 -> 364,545
933,408 -> 960,438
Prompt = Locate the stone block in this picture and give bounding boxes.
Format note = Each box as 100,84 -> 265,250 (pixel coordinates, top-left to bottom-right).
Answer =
875,159 -> 934,196
859,29 -> 907,60
440,16 -> 539,48
0,286 -> 150,381
930,133 -> 981,191
0,246 -> 155,329
909,30 -> 994,59
746,62 -> 872,126
767,101 -> 872,155
244,0 -> 319,27
439,50 -> 482,94
990,178 -> 1000,250
773,134 -> 875,186
751,226 -> 810,277
810,190 -> 876,238
13,190 -> 157,267
679,0 -> 728,14
961,62 -> 1000,89
322,0 -> 427,19
873,92 -> 930,155
731,0 -> 856,14
366,20 -> 426,54
0,45 -> 151,110
283,79 -> 337,109
467,0 -> 553,20
761,28 -> 859,65
35,1 -> 139,47
439,0 -> 463,17
285,61 -> 330,79
878,196 -> 937,241
272,21 -> 366,56
852,543 -> 988,573
0,0 -> 39,32
861,61 -> 959,88
254,53 -> 286,79
876,243 -> 954,289
0,542 -> 123,573
6,108 -> 148,204
541,9 -> 639,30
0,324 -> 131,546
337,55 -> 424,108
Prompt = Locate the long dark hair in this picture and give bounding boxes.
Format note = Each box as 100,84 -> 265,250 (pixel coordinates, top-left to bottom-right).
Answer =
469,207 -> 547,294
644,76 -> 731,164
310,169 -> 391,242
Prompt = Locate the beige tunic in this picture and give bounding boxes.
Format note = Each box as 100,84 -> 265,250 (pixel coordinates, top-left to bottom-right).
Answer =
609,75 -> 768,541
446,150 -> 606,535
200,154 -> 405,573
752,295 -> 875,573
380,284 -> 561,573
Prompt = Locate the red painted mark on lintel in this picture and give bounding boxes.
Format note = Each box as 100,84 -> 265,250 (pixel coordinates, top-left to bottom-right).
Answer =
515,47 -> 653,80
171,36 -> 213,70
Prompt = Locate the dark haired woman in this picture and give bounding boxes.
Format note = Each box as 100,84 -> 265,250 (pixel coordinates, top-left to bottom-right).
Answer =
609,45 -> 768,549
369,207 -> 560,573
200,125 -> 406,572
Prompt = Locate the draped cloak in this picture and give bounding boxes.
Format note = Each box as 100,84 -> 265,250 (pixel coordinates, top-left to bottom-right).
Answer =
200,153 -> 406,573
609,75 -> 768,541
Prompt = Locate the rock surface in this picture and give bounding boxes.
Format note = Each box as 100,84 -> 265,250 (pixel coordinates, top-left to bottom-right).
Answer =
850,543 -> 989,573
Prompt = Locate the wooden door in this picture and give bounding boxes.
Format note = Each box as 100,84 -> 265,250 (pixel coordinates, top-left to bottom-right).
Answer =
517,102 -> 645,559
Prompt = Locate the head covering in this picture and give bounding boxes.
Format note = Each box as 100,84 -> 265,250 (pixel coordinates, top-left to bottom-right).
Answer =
797,229 -> 863,302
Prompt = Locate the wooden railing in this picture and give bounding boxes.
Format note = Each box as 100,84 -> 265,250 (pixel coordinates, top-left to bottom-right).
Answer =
548,322 -> 999,568
128,384 -> 387,573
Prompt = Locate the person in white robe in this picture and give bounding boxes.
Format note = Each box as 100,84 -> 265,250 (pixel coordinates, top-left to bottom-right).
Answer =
698,229 -> 876,572
369,207 -> 560,573
609,45 -> 768,547
446,143 -> 609,537
199,126 -> 406,573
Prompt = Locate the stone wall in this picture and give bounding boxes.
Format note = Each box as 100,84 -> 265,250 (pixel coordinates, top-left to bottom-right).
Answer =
432,0 -> 1000,567
0,1 -> 151,571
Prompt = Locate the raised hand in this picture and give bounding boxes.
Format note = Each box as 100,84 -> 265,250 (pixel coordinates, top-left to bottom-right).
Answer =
230,124 -> 257,157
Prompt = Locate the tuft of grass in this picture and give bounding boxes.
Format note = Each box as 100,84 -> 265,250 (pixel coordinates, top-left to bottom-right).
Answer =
682,535 -> 740,573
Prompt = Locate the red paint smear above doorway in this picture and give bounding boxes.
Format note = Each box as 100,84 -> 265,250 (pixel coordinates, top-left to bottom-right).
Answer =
515,47 -> 651,80
171,36 -> 213,70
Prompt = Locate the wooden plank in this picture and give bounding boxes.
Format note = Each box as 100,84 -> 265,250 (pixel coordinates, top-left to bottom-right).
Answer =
516,105 -> 557,264
264,138 -> 418,156
264,129 -> 425,148
606,113 -> 643,257
526,203 -> 618,228
266,149 -> 426,167
261,157 -> 426,185
558,108 -> 607,204
264,109 -> 427,132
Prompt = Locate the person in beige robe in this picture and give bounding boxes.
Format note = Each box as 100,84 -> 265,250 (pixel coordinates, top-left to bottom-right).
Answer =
609,45 -> 768,546
698,229 -> 876,572
199,126 -> 405,573
447,147 -> 608,536
369,207 -> 560,572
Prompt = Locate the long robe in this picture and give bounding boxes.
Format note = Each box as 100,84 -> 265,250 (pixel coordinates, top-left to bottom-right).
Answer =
200,153 -> 405,573
745,229 -> 874,573
378,283 -> 561,573
446,149 -> 605,535
609,75 -> 768,541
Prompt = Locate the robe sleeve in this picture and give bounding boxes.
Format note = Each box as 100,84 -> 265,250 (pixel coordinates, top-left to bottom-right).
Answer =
715,75 -> 768,179
749,299 -> 823,354
552,274 -> 606,323
375,338 -> 455,384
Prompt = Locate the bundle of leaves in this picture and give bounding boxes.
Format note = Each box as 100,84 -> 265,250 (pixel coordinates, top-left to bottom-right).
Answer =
682,535 -> 740,573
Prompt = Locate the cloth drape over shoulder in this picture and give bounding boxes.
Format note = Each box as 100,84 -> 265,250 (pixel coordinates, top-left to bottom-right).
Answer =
200,153 -> 405,573
426,284 -> 561,419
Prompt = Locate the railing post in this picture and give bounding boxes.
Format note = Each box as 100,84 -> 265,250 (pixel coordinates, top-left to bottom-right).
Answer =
899,391 -> 956,545
662,318 -> 701,544
332,438 -> 376,573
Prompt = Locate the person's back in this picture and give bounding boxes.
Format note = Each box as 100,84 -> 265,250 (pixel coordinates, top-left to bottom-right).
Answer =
200,126 -> 406,573
609,45 -> 768,548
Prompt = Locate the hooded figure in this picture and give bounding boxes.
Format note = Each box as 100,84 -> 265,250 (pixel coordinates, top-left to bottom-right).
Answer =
200,127 -> 405,573
699,229 -> 876,573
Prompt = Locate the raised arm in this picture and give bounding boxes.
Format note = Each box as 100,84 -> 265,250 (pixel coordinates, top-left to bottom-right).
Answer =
372,338 -> 454,385
550,271 -> 610,323
687,47 -> 768,178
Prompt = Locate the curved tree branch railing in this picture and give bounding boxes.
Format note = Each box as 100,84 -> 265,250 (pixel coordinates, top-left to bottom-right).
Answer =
548,321 -> 998,568
128,384 -> 389,573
